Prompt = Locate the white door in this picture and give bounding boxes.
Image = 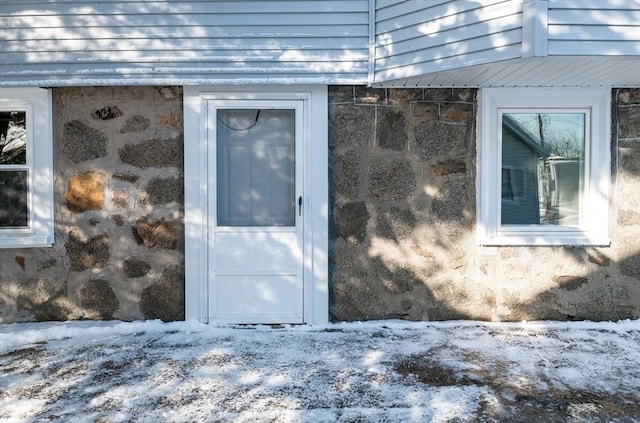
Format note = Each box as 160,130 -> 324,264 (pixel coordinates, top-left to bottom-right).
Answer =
207,99 -> 304,324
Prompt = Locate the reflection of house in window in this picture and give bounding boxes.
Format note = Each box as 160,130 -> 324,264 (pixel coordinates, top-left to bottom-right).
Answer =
501,114 -> 548,225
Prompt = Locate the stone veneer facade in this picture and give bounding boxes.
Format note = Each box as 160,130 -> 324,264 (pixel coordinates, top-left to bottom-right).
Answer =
0,85 -> 639,323
0,86 -> 185,322
329,86 -> 640,322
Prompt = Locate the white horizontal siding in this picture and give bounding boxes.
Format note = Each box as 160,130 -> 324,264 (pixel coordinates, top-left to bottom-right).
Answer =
548,0 -> 640,56
0,0 -> 369,86
373,0 -> 524,84
373,0 -> 640,88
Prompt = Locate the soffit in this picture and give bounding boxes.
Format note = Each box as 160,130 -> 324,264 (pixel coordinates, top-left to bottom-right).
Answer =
371,56 -> 640,88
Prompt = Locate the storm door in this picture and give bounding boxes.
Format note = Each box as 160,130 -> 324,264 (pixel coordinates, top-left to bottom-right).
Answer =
207,100 -> 304,324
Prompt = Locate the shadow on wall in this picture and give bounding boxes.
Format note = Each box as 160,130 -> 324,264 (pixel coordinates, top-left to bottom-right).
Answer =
328,86 -> 640,323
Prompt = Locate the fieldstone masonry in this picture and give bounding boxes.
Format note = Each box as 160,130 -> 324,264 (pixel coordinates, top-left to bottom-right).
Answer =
62,120 -> 108,163
0,86 -> 184,322
65,172 -> 106,212
0,85 -> 639,323
329,86 -> 640,322
80,279 -> 119,320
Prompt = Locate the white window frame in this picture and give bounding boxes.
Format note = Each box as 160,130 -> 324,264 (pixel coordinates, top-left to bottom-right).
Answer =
0,88 -> 54,248
478,88 -> 610,246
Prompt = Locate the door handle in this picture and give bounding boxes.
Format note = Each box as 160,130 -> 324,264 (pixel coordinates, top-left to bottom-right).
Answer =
298,196 -> 302,216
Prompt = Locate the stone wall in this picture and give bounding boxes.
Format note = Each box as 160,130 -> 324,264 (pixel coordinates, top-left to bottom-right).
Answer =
329,86 -> 640,322
1,85 -> 639,324
0,86 -> 185,322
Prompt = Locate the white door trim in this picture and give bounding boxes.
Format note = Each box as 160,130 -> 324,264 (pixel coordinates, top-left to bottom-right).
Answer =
184,86 -> 328,325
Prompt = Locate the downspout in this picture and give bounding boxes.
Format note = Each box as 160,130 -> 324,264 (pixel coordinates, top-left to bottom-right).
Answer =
367,0 -> 376,87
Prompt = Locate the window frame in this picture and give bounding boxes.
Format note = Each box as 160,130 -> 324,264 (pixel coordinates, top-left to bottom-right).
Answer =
0,88 -> 53,248
477,88 -> 610,246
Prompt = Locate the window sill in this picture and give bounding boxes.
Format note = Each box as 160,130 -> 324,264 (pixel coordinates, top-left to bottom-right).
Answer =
478,233 -> 610,247
0,235 -> 54,249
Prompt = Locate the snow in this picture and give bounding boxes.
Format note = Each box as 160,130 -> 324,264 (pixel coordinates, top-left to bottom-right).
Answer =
1,319 -> 640,422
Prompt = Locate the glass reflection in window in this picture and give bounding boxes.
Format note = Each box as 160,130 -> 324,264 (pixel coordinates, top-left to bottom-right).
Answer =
0,111 -> 29,228
501,112 -> 585,226
0,111 -> 27,165
0,170 -> 28,227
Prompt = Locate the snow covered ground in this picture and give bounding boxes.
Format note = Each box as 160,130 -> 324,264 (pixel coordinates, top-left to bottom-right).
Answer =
1,319 -> 639,422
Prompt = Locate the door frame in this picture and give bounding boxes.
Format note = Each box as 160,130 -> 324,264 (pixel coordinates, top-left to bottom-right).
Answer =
183,86 -> 328,325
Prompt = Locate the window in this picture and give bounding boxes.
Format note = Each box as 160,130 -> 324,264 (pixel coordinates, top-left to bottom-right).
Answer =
0,88 -> 53,248
216,108 -> 296,227
478,88 -> 610,246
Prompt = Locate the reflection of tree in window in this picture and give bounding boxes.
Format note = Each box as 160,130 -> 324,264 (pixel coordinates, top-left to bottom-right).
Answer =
0,111 -> 27,165
0,111 -> 28,227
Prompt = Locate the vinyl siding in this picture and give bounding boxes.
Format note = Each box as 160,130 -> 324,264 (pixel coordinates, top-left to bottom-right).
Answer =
548,0 -> 640,56
373,0 -> 640,88
0,0 -> 369,86
373,0 -> 525,84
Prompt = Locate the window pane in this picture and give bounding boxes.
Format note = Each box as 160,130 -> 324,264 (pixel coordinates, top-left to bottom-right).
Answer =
0,170 -> 28,227
501,113 -> 585,226
0,111 -> 27,165
216,109 -> 295,227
